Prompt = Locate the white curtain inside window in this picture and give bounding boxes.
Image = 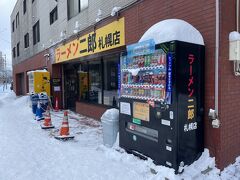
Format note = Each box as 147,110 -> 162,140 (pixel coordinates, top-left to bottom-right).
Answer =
68,0 -> 79,18
80,0 -> 88,11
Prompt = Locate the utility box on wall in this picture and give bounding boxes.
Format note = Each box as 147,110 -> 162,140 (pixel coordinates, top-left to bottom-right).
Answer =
229,31 -> 240,61
229,40 -> 240,61
119,40 -> 205,172
27,70 -> 51,96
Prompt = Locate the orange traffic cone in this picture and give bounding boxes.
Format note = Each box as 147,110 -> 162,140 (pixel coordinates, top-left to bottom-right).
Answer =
41,107 -> 54,129
60,111 -> 70,136
54,111 -> 74,140
54,97 -> 59,112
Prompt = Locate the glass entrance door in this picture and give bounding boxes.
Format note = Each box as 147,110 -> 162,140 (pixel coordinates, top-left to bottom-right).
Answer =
64,67 -> 78,110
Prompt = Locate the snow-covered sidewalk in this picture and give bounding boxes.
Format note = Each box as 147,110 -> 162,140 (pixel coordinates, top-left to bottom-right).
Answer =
0,90 -> 239,180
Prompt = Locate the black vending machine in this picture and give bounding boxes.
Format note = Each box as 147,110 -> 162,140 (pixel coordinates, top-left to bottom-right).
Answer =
119,39 -> 205,172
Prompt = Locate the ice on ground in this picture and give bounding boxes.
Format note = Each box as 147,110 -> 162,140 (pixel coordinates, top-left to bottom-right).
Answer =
0,91 -> 239,180
139,19 -> 204,45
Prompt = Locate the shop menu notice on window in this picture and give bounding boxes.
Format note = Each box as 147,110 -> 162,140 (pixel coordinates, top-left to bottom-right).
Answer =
120,40 -> 167,102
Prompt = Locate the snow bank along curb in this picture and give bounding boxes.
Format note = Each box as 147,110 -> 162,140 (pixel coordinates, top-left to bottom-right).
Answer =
1,93 -> 239,180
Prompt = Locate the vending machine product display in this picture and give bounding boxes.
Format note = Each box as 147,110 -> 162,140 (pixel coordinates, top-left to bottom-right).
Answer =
119,39 -> 205,172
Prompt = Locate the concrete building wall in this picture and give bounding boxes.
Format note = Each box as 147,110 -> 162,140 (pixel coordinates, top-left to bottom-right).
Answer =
11,0 -> 135,66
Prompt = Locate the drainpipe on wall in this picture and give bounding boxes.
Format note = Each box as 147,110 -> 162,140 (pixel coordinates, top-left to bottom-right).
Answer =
209,0 -> 220,128
215,0 -> 219,117
237,0 -> 239,32
233,0 -> 240,76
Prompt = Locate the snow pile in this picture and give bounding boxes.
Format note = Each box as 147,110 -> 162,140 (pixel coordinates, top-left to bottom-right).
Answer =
101,108 -> 119,147
178,149 -> 221,180
101,108 -> 119,122
139,19 -> 204,45
221,157 -> 240,179
229,31 -> 240,42
27,69 -> 48,75
0,83 -> 11,93
0,91 -> 240,180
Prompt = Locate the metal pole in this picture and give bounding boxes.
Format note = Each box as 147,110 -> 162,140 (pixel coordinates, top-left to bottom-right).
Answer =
215,0 -> 219,116
237,0 -> 239,32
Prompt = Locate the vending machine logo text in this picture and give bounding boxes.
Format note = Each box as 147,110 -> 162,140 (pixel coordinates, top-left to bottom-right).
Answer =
184,54 -> 197,132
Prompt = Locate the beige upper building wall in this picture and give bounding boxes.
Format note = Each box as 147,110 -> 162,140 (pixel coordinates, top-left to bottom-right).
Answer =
11,0 -> 136,66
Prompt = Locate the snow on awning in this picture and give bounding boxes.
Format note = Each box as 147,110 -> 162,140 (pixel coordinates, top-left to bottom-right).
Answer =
139,19 -> 204,45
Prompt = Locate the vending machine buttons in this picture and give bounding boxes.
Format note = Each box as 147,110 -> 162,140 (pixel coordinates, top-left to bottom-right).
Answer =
155,111 -> 162,119
169,111 -> 174,120
166,138 -> 172,144
161,119 -> 171,126
166,146 -> 172,151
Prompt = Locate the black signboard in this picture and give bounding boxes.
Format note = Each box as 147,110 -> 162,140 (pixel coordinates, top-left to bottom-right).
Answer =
52,78 -> 61,92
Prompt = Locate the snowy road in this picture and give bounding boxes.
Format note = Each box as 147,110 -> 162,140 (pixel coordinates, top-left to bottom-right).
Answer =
0,87 -> 239,180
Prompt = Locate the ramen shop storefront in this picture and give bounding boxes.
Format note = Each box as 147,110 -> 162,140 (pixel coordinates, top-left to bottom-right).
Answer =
54,18 -> 125,119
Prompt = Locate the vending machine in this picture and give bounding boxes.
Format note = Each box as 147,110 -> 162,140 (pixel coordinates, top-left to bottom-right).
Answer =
119,39 -> 205,172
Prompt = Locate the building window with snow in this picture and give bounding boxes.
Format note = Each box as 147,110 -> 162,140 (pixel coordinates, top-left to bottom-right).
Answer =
79,0 -> 88,12
23,0 -> 27,14
33,21 -> 40,45
16,12 -> 19,29
12,20 -> 15,32
50,6 -> 58,25
67,0 -> 88,20
12,47 -> 16,58
24,33 -> 29,48
17,42 -> 20,57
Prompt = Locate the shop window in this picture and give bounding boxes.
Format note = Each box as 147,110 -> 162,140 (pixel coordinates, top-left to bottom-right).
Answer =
103,56 -> 119,107
17,42 -> 20,57
79,62 -> 89,101
23,0 -> 27,14
88,61 -> 102,104
50,6 -> 58,25
33,21 -> 40,45
76,55 -> 120,107
24,33 -> 29,48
